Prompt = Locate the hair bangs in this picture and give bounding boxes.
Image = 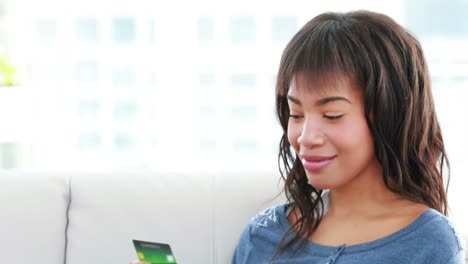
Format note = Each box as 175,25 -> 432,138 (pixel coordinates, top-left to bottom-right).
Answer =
282,16 -> 362,95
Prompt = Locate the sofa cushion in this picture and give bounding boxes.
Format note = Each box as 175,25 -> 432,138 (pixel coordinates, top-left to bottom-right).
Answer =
65,173 -> 213,264
0,172 -> 69,264
65,172 -> 284,264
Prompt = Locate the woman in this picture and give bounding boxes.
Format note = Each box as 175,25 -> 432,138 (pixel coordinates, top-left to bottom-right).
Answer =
232,10 -> 465,263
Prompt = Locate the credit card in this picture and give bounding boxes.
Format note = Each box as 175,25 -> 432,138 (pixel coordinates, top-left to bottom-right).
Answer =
132,239 -> 177,264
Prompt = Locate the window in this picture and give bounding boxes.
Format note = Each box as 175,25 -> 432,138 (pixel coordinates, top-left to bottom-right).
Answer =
36,18 -> 56,41
75,61 -> 100,86
230,16 -> 255,44
199,73 -> 216,89
0,142 -> 20,169
112,17 -> 136,44
76,17 -> 99,43
405,0 -> 468,37
231,74 -> 256,89
111,68 -> 136,88
232,105 -> 256,122
114,133 -> 135,151
200,104 -> 216,119
77,100 -> 101,118
272,16 -> 298,44
232,139 -> 257,153
148,18 -> 156,42
198,16 -> 215,42
148,71 -> 157,86
200,137 -> 217,151
113,102 -> 137,120
78,132 -> 101,151
2,1 -> 467,179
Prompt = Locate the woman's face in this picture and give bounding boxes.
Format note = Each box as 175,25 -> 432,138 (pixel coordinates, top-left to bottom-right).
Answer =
287,73 -> 381,190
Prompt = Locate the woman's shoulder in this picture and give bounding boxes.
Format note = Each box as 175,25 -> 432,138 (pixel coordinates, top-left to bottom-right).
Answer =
232,203 -> 292,263
246,202 -> 291,235
417,209 -> 464,244
408,208 -> 465,261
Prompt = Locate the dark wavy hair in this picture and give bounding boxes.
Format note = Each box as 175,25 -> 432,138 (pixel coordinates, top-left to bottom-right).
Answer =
274,10 -> 450,258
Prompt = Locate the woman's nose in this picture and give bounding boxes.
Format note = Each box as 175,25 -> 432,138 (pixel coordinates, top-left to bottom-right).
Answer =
297,118 -> 325,147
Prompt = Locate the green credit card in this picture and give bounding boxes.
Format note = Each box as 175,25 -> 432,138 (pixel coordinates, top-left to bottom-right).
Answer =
132,239 -> 177,264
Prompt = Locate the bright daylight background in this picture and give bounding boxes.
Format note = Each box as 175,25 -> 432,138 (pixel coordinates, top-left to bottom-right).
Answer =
0,0 -> 467,231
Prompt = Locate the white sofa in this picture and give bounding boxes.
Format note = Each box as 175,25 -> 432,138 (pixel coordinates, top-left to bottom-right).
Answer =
0,171 -> 283,264
1,171 -> 466,264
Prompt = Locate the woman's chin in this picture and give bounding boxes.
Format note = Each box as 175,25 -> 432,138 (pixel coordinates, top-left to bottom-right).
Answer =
306,173 -> 338,191
307,179 -> 332,190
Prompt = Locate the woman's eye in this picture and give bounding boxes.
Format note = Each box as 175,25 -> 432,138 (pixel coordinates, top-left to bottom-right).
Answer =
289,114 -> 303,119
323,114 -> 344,120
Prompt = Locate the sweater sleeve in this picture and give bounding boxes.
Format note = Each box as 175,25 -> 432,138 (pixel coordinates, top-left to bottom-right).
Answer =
447,249 -> 466,264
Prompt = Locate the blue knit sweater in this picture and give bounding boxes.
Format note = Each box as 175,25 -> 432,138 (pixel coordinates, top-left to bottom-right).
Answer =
232,203 -> 465,263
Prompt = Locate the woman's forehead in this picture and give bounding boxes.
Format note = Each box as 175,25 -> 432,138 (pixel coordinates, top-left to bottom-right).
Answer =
288,72 -> 357,95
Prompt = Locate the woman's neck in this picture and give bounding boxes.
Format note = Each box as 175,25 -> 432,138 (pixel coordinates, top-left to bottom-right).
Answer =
326,167 -> 405,219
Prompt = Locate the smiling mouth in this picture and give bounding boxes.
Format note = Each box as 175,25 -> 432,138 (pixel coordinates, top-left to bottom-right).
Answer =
301,156 -> 336,171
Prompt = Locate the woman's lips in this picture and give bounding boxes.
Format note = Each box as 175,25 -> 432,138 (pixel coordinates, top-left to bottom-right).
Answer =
301,155 -> 336,171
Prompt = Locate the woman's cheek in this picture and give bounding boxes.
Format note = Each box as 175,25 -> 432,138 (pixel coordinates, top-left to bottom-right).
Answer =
287,121 -> 301,152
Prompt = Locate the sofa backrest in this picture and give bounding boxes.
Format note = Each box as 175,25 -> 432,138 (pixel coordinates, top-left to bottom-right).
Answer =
0,172 -> 69,264
4,172 -> 464,263
65,172 -> 283,264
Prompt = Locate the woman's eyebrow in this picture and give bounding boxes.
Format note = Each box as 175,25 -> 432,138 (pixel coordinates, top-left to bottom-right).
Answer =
315,96 -> 352,106
286,95 -> 302,106
287,95 -> 351,106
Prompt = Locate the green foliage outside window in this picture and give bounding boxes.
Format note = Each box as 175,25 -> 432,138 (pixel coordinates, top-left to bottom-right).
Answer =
0,54 -> 17,86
